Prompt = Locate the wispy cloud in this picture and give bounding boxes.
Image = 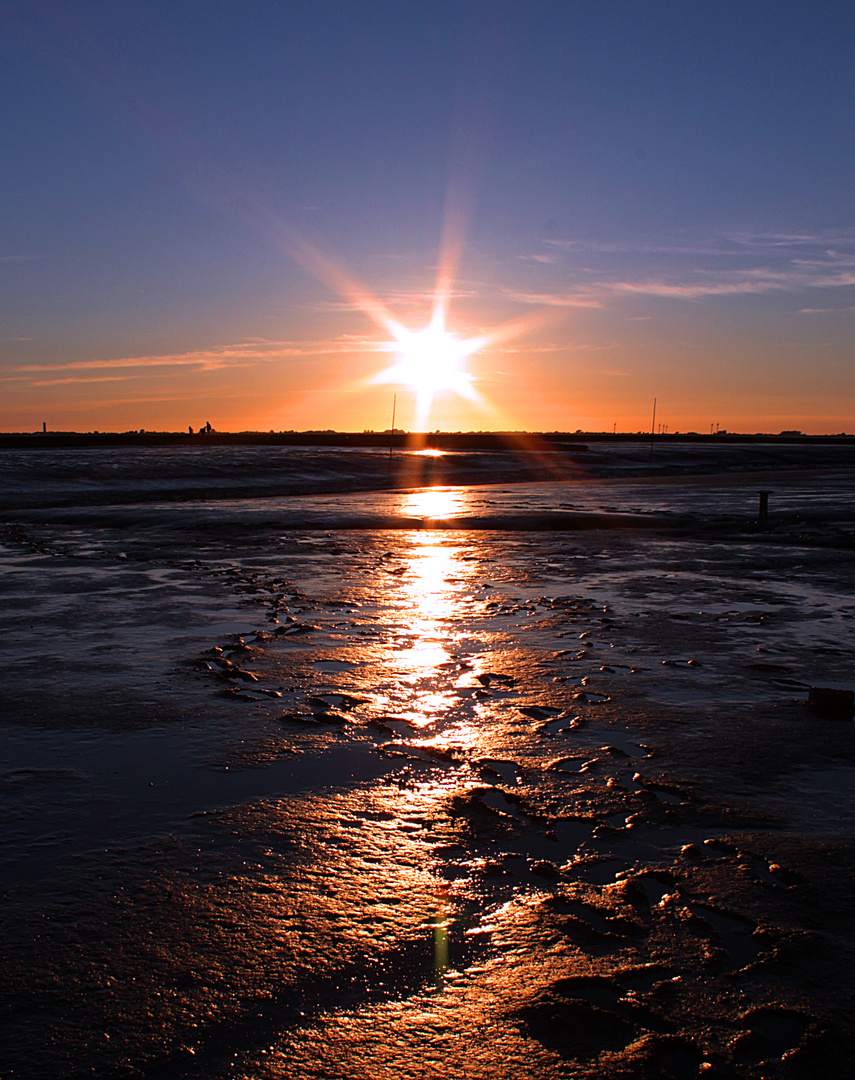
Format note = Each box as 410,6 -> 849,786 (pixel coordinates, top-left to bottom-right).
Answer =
502,289 -> 603,308
303,299 -> 380,313
496,341 -> 617,354
543,228 -> 855,258
31,376 -> 133,386
723,229 -> 855,249
6,336 -> 392,384
517,229 -> 855,308
0,254 -> 43,263
607,266 -> 855,300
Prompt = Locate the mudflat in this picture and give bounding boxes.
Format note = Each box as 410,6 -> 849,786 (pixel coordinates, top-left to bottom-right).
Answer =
2,445 -> 854,1078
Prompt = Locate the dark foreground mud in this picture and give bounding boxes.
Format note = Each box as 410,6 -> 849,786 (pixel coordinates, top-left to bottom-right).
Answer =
2,480 -> 855,1079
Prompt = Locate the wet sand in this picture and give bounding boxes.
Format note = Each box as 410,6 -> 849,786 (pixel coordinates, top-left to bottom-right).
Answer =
2,468 -> 855,1078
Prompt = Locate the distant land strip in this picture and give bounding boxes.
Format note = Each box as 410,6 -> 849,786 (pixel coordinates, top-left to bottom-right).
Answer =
1,431 -> 854,451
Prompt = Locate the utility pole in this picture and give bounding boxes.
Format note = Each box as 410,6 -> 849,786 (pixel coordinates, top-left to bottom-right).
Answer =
388,393 -> 397,470
650,398 -> 656,455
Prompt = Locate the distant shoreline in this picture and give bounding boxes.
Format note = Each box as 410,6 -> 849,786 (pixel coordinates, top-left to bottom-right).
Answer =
1,430 -> 853,451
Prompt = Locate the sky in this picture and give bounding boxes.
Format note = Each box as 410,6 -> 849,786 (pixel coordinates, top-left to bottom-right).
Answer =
1,0 -> 854,435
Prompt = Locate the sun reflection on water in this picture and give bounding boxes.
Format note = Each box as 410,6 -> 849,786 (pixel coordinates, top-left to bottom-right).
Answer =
380,528 -> 476,729
401,486 -> 465,522
310,500 -> 509,992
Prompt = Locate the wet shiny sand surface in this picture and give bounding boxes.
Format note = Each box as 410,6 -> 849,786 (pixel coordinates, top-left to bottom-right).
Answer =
2,473 -> 855,1079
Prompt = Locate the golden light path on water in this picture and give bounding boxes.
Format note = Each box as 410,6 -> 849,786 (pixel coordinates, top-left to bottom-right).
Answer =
401,485 -> 465,521
382,492 -> 474,734
369,490 -> 484,762
373,490 -> 486,978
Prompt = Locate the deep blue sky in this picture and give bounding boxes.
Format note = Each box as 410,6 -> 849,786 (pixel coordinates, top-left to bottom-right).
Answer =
2,1 -> 854,432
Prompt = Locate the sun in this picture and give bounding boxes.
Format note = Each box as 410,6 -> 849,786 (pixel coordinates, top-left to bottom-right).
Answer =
375,307 -> 487,426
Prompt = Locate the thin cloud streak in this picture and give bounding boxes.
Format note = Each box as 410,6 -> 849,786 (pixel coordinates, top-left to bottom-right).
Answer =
512,229 -> 855,309
502,290 -> 603,308
608,269 -> 855,300
9,338 -> 393,380
32,376 -> 135,386
543,228 -> 855,256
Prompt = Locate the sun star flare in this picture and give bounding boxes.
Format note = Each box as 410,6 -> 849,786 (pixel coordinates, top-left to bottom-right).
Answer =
375,307 -> 488,426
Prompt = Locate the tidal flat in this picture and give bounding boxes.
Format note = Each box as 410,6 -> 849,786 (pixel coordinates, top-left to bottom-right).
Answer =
2,443 -> 855,1078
